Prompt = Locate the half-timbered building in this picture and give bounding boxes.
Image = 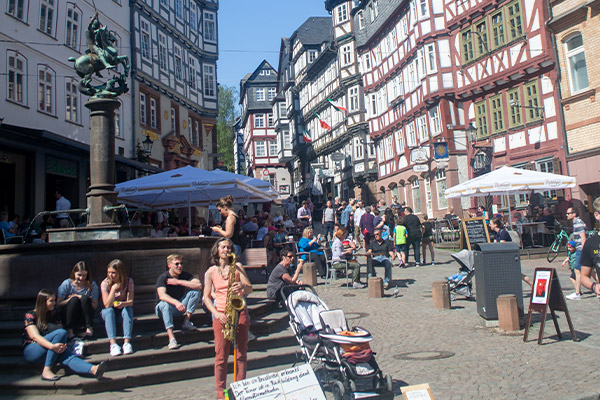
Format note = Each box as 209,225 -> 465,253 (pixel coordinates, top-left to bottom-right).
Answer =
239,61 -> 291,195
130,0 -> 218,171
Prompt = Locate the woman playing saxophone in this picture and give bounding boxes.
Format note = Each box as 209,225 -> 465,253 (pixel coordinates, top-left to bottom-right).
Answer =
204,237 -> 252,400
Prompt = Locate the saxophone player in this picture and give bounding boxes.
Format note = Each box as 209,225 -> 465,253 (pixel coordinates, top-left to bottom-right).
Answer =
204,238 -> 252,400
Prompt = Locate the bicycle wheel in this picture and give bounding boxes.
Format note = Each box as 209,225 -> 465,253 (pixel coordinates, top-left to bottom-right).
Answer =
547,238 -> 560,262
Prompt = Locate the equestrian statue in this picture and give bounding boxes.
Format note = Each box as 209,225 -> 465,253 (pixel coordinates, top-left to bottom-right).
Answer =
69,12 -> 130,98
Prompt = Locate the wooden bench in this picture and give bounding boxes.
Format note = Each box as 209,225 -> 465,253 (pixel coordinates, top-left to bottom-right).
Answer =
237,248 -> 268,282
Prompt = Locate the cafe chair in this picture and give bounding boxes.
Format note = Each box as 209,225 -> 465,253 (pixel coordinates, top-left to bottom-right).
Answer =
322,246 -> 350,289
0,229 -> 24,245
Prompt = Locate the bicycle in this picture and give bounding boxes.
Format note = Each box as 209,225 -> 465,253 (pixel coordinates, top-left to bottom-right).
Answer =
547,225 -> 569,263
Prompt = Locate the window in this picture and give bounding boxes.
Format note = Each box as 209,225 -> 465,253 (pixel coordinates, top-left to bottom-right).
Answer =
490,94 -> 504,134
204,12 -> 216,42
8,0 -> 26,21
370,93 -> 377,116
384,136 -> 394,160
254,114 -> 265,128
417,115 -> 428,142
411,178 -> 421,214
425,43 -> 437,73
269,140 -> 278,156
158,33 -> 167,71
141,20 -> 151,60
190,3 -> 198,33
65,78 -> 78,123
523,80 -> 542,123
406,122 -> 416,148
174,46 -> 183,81
115,107 -> 122,138
506,0 -> 523,41
358,11 -> 365,30
367,138 -> 376,157
256,88 -> 265,101
267,113 -> 274,127
342,44 -> 352,66
364,53 -> 371,70
349,87 -> 359,112
392,129 -> 404,155
175,0 -> 183,19
436,170 -> 448,210
308,50 -> 317,63
170,106 -> 177,133
337,3 -> 348,23
418,0 -> 429,19
536,158 -> 558,199
461,28 -> 474,64
160,0 -> 168,6
38,66 -> 54,114
204,64 -> 215,97
475,100 -> 488,138
354,138 -> 364,159
192,119 -> 201,147
565,34 -> 589,94
66,6 -> 80,49
490,10 -> 505,50
260,69 -> 270,76
7,52 -> 26,105
506,88 -> 521,128
140,93 -> 147,124
475,20 -> 488,57
279,102 -> 286,116
268,87 -> 276,101
150,98 -> 157,129
283,130 -> 292,149
255,141 -> 266,157
39,0 -> 55,36
188,57 -> 197,89
428,106 -> 442,136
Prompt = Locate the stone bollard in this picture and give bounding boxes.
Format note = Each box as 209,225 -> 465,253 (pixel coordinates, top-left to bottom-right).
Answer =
303,262 -> 318,287
497,294 -> 520,331
432,281 -> 451,310
368,277 -> 383,298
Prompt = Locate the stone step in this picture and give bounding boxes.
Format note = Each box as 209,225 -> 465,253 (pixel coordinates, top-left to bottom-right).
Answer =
0,309 -> 291,369
0,338 -> 300,395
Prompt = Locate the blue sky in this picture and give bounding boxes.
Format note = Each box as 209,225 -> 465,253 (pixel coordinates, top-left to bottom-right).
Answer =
217,1 -> 330,99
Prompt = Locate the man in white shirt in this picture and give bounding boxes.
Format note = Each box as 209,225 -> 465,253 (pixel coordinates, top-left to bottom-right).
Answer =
353,200 -> 366,248
297,201 -> 312,227
55,190 -> 71,228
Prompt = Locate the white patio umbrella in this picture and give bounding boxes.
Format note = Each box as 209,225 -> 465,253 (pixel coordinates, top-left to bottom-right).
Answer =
211,169 -> 280,200
444,166 -> 576,225
114,166 -> 276,234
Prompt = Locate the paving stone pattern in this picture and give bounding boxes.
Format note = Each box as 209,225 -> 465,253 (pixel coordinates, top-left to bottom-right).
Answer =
6,250 -> 600,400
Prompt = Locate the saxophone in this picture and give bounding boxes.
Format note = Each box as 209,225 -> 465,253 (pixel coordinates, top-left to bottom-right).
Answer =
222,252 -> 246,342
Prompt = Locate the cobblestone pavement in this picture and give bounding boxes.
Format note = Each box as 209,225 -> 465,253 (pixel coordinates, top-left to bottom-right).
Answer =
6,249 -> 600,400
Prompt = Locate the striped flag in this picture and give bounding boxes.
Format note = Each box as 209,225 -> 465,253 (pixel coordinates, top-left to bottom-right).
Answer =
327,98 -> 347,113
302,129 -> 312,143
313,111 -> 331,130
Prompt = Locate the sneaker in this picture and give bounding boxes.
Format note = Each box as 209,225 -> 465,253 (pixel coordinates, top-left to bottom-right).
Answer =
248,331 -> 257,341
71,339 -> 84,357
122,342 -> 133,355
353,282 -> 366,289
566,292 -> 581,300
383,281 -> 390,289
110,343 -> 122,357
168,338 -> 180,350
431,261 -> 435,266
182,319 -> 196,331
416,262 -> 421,267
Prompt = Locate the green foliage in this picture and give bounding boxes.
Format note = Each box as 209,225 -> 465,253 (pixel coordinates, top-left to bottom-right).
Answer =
217,85 -> 239,172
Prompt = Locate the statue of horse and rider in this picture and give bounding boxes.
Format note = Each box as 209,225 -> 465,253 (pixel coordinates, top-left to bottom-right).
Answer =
69,12 -> 129,98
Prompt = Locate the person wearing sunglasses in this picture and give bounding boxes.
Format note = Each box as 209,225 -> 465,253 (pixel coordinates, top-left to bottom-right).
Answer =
155,254 -> 203,350
267,246 -> 303,303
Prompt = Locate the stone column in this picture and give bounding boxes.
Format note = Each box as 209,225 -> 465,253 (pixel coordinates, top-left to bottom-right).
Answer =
85,98 -> 120,226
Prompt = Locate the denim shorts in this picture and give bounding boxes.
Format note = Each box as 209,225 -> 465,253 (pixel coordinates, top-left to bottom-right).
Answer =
395,244 -> 407,253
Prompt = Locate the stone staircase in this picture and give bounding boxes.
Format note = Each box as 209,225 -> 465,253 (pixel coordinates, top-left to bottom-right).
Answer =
0,284 -> 298,395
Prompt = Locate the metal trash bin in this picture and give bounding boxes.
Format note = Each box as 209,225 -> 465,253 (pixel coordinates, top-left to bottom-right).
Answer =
473,242 -> 523,320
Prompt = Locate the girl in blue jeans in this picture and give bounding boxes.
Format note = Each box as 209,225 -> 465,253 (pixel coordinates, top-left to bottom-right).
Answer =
23,289 -> 106,381
100,259 -> 135,357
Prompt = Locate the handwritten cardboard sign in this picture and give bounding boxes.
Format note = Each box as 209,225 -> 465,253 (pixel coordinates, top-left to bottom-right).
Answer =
229,364 -> 325,400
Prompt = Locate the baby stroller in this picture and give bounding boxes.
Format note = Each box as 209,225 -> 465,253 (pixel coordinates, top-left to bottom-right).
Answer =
281,285 -> 393,400
448,250 -> 476,301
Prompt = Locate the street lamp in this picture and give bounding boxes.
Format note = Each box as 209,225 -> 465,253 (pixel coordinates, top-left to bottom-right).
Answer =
465,122 -> 478,144
509,99 -> 545,120
142,134 -> 154,156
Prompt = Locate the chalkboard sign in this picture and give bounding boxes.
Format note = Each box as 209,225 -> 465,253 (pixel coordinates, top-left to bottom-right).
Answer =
229,364 -> 325,400
460,217 -> 490,250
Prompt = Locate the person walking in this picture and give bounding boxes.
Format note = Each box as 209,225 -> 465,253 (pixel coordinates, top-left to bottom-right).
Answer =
421,215 -> 435,265
565,207 -> 587,300
359,206 -> 375,250
322,200 -> 336,243
353,200 -> 366,248
393,216 -> 407,267
403,207 -> 422,266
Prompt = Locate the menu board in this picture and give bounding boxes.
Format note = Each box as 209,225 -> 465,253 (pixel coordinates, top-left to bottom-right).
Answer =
460,217 -> 490,250
229,364 -> 325,400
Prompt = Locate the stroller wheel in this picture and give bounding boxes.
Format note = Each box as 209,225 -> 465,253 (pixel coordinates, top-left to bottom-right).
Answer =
385,374 -> 393,392
332,380 -> 346,400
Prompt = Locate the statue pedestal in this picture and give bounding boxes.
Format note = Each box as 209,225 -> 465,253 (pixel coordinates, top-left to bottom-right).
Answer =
85,97 -> 120,226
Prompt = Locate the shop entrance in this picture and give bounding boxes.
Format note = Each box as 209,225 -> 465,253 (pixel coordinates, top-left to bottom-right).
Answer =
0,162 -> 16,214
